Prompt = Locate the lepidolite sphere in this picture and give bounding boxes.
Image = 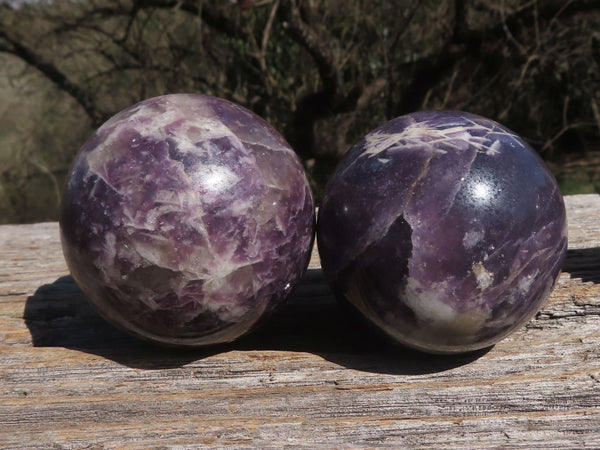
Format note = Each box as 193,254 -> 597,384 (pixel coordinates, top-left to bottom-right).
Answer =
60,94 -> 314,346
317,111 -> 567,354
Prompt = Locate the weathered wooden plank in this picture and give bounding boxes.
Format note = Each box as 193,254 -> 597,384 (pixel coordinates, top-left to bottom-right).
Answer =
1,194 -> 600,448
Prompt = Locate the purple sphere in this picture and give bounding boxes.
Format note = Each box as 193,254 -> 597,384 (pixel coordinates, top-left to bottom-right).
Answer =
317,111 -> 567,354
60,94 -> 314,346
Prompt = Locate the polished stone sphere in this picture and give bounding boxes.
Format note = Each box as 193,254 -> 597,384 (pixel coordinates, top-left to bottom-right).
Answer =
60,94 -> 315,346
317,111 -> 567,354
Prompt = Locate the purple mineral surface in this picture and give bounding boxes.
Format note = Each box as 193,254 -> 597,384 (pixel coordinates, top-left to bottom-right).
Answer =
60,94 -> 315,346
317,111 -> 567,354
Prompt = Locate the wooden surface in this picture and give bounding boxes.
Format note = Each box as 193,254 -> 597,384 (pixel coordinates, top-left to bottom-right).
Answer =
1,194 -> 600,449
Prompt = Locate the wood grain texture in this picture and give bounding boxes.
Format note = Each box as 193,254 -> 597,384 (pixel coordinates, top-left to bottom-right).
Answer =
1,194 -> 600,449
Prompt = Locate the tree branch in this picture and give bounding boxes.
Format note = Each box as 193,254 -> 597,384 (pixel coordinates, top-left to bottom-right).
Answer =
0,29 -> 99,124
259,0 -> 279,94
137,0 -> 249,39
457,0 -> 600,45
397,0 -> 600,115
278,0 -> 339,96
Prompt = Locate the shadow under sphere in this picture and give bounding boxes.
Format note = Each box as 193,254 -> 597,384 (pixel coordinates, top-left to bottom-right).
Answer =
24,269 -> 489,373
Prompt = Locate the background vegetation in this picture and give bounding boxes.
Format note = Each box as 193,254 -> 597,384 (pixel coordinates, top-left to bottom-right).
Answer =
1,0 -> 599,223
